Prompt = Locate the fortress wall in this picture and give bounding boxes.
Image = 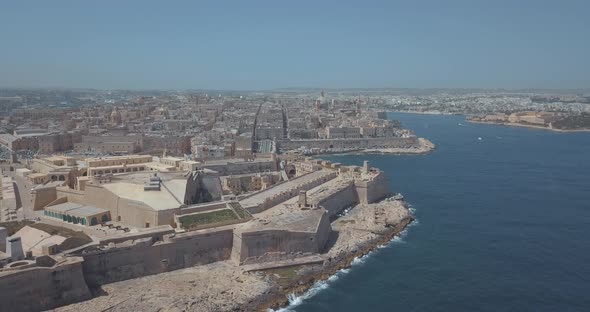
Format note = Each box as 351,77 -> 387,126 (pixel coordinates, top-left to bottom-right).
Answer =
56,187 -> 86,204
32,186 -> 57,210
232,212 -> 331,264
202,159 -> 277,176
156,207 -> 179,227
279,137 -> 419,150
313,181 -> 359,217
81,228 -> 233,287
0,258 -> 91,312
241,171 -> 337,214
233,230 -> 318,264
98,227 -> 176,245
315,211 -> 332,252
355,173 -> 390,204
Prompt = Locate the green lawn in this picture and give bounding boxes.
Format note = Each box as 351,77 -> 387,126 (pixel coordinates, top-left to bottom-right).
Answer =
229,202 -> 251,219
179,209 -> 238,229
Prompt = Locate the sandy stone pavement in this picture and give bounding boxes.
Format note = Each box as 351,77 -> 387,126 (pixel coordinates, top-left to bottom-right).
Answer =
55,261 -> 271,312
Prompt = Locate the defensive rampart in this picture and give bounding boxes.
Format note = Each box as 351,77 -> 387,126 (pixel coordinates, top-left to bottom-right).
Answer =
0,257 -> 91,312
80,228 -> 233,287
278,137 -> 419,151
240,170 -> 337,213
309,180 -> 359,217
232,210 -> 331,264
355,172 -> 390,204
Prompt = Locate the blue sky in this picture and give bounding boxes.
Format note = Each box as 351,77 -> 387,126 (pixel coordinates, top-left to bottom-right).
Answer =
0,0 -> 588,90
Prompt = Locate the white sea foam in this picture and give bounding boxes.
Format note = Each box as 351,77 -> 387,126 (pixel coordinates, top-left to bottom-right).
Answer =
270,267 -> 353,312
351,255 -> 367,265
270,209 -> 419,311
336,206 -> 353,218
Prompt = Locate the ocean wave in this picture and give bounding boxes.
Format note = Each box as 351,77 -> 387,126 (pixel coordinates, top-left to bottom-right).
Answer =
336,206 -> 353,218
270,267 -> 352,312
270,213 -> 419,311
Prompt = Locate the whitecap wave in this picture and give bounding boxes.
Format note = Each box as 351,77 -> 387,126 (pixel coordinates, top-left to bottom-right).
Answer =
270,213 -> 419,311
270,267 -> 353,312
336,206 -> 353,218
351,255 -> 367,265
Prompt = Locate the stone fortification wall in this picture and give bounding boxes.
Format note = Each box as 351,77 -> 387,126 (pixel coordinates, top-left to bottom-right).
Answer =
32,185 -> 58,210
81,228 -> 232,287
56,186 -> 86,204
310,181 -> 359,217
355,172 -> 391,204
278,137 -> 419,151
232,211 -> 331,264
98,227 -> 176,245
201,159 -> 277,175
0,257 -> 91,312
241,171 -> 337,214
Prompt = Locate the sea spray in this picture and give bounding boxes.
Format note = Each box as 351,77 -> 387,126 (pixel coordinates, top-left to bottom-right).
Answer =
270,267 -> 352,312
270,216 -> 416,312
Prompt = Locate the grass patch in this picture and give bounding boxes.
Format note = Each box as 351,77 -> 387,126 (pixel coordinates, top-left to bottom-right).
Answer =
179,209 -> 238,230
229,202 -> 250,219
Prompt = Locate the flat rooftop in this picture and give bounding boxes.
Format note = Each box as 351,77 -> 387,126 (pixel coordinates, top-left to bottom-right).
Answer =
237,207 -> 325,233
46,202 -> 109,217
102,182 -> 181,210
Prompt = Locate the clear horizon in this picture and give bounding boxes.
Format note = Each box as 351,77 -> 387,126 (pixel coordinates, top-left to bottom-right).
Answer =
1,0 -> 589,90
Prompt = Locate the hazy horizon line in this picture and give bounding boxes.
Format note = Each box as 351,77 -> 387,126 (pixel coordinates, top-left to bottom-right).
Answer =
1,85 -> 589,93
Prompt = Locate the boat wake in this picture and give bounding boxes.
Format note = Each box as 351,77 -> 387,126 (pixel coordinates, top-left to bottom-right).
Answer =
270,208 -> 419,312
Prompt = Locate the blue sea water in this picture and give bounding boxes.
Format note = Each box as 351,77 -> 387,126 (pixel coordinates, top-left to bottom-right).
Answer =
289,113 -> 590,312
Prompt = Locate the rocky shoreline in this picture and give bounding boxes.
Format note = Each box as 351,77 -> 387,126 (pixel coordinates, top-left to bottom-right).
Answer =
306,138 -> 435,157
244,215 -> 415,311
361,138 -> 435,155
467,119 -> 590,133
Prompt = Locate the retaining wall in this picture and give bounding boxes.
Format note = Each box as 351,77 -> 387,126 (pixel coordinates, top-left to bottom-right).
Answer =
312,181 -> 359,217
0,257 -> 91,312
355,172 -> 391,204
278,137 -> 419,151
81,228 -> 233,287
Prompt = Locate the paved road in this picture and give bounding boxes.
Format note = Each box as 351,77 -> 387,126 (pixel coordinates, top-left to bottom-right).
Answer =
2,164 -> 36,221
